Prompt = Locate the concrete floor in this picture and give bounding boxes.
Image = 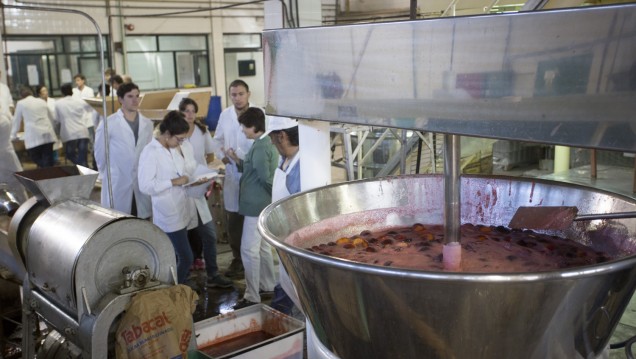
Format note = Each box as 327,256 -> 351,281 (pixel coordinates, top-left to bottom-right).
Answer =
187,242 -> 278,321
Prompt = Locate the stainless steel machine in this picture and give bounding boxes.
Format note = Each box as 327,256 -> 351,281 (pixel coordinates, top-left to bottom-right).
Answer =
8,166 -> 176,358
259,3 -> 636,359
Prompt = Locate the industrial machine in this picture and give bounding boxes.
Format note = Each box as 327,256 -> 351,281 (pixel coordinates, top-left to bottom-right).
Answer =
8,165 -> 176,358
259,3 -> 636,359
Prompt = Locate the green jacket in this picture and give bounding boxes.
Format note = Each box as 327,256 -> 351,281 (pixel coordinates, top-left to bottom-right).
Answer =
237,135 -> 279,217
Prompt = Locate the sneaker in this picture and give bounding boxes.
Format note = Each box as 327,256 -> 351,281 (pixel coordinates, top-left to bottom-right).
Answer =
206,274 -> 234,288
193,258 -> 206,271
233,298 -> 257,310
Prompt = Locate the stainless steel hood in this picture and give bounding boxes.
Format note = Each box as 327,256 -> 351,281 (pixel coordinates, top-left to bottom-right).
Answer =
14,165 -> 99,206
263,4 -> 636,152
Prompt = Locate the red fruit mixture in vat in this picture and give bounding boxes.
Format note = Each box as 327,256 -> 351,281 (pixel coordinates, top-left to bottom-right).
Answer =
304,223 -> 610,272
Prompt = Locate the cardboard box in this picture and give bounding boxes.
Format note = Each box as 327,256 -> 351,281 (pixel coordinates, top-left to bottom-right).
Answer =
194,304 -> 304,359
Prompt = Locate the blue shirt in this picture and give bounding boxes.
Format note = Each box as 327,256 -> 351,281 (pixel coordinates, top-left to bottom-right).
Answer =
283,156 -> 301,195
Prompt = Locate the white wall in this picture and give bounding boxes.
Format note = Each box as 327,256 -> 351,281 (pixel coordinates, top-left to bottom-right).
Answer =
0,0 -> 266,105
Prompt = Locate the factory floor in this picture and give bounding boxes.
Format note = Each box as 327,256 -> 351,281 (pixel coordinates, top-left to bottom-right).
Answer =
187,242 -> 280,321
2,151 -> 636,358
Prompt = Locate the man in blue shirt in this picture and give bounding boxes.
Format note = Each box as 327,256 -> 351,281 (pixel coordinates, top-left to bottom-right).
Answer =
264,116 -> 301,315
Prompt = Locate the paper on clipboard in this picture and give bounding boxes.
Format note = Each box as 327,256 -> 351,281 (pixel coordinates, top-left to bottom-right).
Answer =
183,166 -> 219,198
182,168 -> 218,187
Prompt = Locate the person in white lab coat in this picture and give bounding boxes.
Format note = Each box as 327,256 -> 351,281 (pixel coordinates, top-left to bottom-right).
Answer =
138,110 -> 197,284
179,98 -> 233,288
0,69 -> 14,116
265,116 -> 301,315
72,73 -> 95,99
211,79 -> 255,278
0,107 -> 27,204
54,83 -> 93,167
10,87 -> 57,168
35,85 -> 62,165
94,82 -> 152,218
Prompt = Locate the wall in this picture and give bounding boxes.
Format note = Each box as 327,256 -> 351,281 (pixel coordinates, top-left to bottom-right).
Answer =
0,0 -> 267,106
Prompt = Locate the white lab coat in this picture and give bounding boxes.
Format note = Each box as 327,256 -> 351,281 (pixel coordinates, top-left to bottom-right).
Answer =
94,109 -> 153,218
44,97 -> 63,152
211,104 -> 255,212
72,86 -> 94,99
0,112 -> 27,203
0,82 -> 13,116
138,138 -> 189,233
10,96 -> 57,150
188,126 -> 215,166
175,140 -> 213,229
54,96 -> 91,142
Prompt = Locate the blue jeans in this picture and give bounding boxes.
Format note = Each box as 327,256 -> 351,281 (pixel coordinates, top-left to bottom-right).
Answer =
166,228 -> 193,284
65,138 -> 89,167
197,218 -> 220,277
270,284 -> 295,315
27,142 -> 54,168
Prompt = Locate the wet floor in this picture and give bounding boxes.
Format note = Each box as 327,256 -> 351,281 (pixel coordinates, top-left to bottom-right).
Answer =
187,242 -> 278,321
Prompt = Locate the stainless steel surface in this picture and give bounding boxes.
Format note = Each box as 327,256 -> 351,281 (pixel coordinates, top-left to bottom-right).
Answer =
509,206 -> 636,230
259,175 -> 636,358
263,4 -> 636,152
14,165 -> 99,205
0,187 -> 20,216
9,166 -> 178,358
443,135 -> 461,244
9,197 -> 45,267
26,199 -> 175,319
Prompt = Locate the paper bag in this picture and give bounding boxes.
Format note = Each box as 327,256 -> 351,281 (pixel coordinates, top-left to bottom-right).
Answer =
116,284 -> 199,359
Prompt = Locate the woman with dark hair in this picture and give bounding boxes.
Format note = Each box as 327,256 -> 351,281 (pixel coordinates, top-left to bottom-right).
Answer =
178,97 -> 233,288
225,107 -> 279,309
138,110 -> 194,284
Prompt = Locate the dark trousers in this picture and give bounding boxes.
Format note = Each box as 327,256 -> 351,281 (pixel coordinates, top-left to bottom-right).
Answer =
65,138 -> 89,167
227,211 -> 244,260
188,227 -> 203,259
166,227 -> 192,284
27,142 -> 55,168
188,215 -> 221,277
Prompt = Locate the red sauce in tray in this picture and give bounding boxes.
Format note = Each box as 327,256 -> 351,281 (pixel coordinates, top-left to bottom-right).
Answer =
199,330 -> 274,357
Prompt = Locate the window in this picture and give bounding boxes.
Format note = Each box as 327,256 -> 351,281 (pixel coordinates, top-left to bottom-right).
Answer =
125,35 -> 210,91
4,35 -> 110,99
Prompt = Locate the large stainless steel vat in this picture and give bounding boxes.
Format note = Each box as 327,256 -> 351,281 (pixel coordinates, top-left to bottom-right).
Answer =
259,175 -> 636,359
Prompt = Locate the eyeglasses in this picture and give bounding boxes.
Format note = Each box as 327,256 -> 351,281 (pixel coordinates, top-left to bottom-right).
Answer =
174,136 -> 186,143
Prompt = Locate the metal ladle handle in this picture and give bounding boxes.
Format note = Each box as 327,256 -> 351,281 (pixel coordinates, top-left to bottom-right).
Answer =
574,211 -> 636,221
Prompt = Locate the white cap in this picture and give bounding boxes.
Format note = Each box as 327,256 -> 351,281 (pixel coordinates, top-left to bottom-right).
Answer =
263,116 -> 298,137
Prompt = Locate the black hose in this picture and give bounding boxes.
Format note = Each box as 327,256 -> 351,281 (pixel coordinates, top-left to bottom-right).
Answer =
627,335 -> 636,359
610,334 -> 636,359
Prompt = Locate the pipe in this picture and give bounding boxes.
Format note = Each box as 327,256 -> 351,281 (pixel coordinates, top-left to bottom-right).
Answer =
554,145 -> 570,174
400,129 -> 407,175
409,0 -> 417,19
15,0 -> 264,8
590,149 -> 597,179
110,0 -> 266,18
443,134 -> 461,271
117,0 -> 126,77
